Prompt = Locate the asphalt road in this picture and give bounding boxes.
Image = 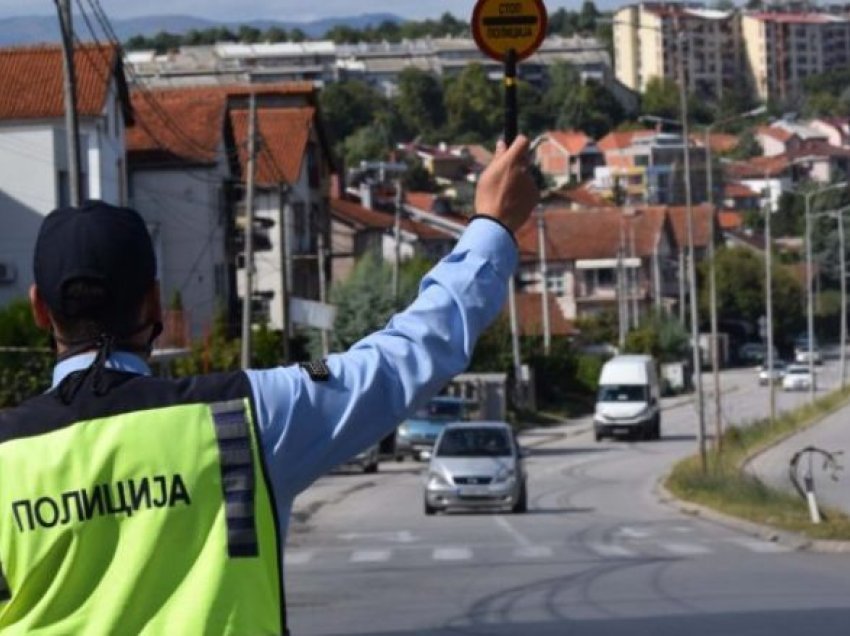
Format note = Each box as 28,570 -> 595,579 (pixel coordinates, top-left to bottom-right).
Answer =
285,362 -> 850,636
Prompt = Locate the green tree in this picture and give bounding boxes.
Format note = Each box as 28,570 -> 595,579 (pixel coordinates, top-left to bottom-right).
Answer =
578,1 -> 600,32
443,64 -> 501,142
557,80 -> 625,138
641,77 -> 680,121
395,68 -> 446,138
263,27 -> 288,42
237,25 -> 262,43
0,299 -> 57,407
325,254 -> 434,353
342,124 -> 389,167
289,28 -> 307,43
319,80 -> 387,145
726,129 -> 763,160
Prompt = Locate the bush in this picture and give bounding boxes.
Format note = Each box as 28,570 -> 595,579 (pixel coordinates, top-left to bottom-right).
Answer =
0,299 -> 53,408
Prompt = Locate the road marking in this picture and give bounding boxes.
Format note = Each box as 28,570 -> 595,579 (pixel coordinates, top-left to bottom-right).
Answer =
662,542 -> 712,556
728,538 -> 791,553
433,547 -> 472,561
617,526 -> 651,539
284,551 -> 314,566
338,531 -> 418,543
588,542 -> 636,558
350,549 -> 392,563
514,545 -> 554,559
494,516 -> 533,547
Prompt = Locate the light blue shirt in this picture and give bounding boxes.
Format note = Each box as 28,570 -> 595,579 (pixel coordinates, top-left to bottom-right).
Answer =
51,218 -> 517,540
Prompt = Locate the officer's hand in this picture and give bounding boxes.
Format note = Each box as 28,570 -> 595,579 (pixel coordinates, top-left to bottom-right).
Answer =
474,135 -> 539,233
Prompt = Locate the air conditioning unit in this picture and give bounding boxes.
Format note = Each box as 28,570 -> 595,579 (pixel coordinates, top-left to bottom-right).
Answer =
0,262 -> 16,284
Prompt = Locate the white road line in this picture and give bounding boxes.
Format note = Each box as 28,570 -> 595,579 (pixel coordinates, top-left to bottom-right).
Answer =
662,542 -> 713,556
617,526 -> 651,539
588,542 -> 637,558
350,549 -> 392,563
728,538 -> 792,553
493,516 -> 533,547
514,545 -> 554,559
433,547 -> 472,561
284,551 -> 314,566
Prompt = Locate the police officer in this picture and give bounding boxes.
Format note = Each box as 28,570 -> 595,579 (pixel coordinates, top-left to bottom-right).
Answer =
0,135 -> 538,634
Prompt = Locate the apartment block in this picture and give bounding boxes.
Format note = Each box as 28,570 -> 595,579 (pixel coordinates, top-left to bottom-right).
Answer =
614,2 -> 741,99
742,11 -> 850,102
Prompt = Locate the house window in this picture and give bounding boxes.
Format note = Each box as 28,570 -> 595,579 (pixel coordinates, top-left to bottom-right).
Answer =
546,273 -> 565,296
306,142 -> 320,189
597,268 -> 615,288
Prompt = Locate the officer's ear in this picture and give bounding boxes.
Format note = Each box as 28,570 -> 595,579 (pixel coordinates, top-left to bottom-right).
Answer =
29,284 -> 53,331
145,281 -> 163,325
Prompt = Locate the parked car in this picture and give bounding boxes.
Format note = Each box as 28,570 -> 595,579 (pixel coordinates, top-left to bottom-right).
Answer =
783,365 -> 815,392
395,396 -> 471,461
758,360 -> 787,385
424,421 -> 527,515
336,444 -> 380,474
794,342 -> 823,365
593,355 -> 661,441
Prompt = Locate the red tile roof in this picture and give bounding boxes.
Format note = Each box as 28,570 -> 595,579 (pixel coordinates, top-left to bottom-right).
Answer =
0,43 -> 121,120
331,197 -> 452,240
127,87 -> 227,165
230,106 -> 315,185
512,293 -> 576,337
666,204 -> 715,250
547,130 -> 594,155
756,125 -> 795,143
725,155 -> 790,179
547,184 -> 615,209
724,182 -> 759,198
406,191 -> 437,211
515,207 -> 670,262
718,210 -> 744,230
597,129 -> 655,152
691,132 -> 739,154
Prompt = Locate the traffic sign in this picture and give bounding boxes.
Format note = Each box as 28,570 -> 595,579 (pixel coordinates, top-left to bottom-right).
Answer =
471,0 -> 548,62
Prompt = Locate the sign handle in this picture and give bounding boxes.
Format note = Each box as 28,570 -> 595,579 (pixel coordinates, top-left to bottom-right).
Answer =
504,48 -> 518,145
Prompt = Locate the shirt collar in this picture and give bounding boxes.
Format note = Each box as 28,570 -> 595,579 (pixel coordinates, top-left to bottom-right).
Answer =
52,351 -> 152,389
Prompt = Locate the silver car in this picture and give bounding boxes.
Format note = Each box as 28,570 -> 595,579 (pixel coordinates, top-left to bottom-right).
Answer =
424,422 -> 527,515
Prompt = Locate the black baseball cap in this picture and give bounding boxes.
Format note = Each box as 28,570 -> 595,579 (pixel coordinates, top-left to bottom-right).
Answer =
33,200 -> 157,320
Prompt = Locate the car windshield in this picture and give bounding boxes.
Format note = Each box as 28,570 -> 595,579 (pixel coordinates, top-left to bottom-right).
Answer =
413,399 -> 464,420
788,367 -> 808,375
598,384 -> 647,402
435,428 -> 513,458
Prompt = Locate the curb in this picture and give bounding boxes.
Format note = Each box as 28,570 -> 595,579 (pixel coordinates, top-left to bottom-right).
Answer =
655,468 -> 850,554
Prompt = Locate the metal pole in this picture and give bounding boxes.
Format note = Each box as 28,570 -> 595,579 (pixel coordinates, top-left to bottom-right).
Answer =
318,230 -> 329,357
839,211 -> 847,388
537,207 -> 551,354
805,193 -> 816,403
630,223 -> 639,329
508,277 -> 523,404
618,220 -> 627,349
705,128 -> 722,451
55,0 -> 82,206
278,185 -> 291,364
677,23 -> 707,471
240,93 -> 257,370
765,191 -> 776,424
393,180 -> 402,305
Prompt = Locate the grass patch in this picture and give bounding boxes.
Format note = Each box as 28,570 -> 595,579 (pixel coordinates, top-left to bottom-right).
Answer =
666,386 -> 850,541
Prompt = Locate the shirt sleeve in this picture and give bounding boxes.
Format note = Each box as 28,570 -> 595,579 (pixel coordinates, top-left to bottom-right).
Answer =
246,218 -> 517,500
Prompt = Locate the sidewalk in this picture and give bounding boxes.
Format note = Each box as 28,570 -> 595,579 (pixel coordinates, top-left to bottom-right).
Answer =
747,403 -> 850,516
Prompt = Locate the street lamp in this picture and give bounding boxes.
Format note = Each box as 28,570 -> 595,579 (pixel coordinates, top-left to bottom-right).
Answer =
704,105 -> 766,449
795,179 -> 849,402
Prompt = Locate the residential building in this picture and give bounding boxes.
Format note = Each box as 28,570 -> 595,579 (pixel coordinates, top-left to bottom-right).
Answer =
534,130 -> 604,186
127,82 -> 333,339
0,43 -> 131,308
614,3 -> 742,99
741,11 -> 850,102
515,206 -> 680,321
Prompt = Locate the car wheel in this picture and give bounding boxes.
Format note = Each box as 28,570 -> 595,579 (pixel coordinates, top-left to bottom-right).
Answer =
512,483 -> 528,513
364,460 -> 379,474
424,500 -> 437,515
594,427 -> 603,442
395,454 -> 405,462
654,416 -> 662,440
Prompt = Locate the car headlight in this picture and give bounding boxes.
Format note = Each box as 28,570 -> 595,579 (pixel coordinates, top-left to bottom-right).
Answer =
594,413 -> 609,423
494,467 -> 516,483
397,424 -> 410,438
428,472 -> 451,487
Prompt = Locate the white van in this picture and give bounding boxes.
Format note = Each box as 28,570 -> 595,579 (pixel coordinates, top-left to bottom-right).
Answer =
593,355 -> 661,441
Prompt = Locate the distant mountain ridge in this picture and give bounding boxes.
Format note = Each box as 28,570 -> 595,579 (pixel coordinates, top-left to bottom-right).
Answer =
0,13 -> 404,46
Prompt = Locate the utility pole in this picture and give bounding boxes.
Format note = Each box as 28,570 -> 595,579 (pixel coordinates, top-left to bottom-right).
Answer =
240,93 -> 258,370
508,277 -> 523,404
805,192 -> 816,403
630,222 -> 639,329
618,219 -> 627,350
278,184 -> 291,364
317,229 -> 329,357
838,210 -> 847,388
55,0 -> 82,206
677,21 -> 707,472
393,180 -> 403,305
706,132 -> 723,452
764,188 -> 776,424
536,206 -> 551,354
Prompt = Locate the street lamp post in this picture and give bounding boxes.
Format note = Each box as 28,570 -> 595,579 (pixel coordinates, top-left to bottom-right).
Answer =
704,105 -> 766,449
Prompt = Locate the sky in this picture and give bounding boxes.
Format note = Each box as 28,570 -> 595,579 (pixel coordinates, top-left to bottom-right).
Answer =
0,0 -> 616,23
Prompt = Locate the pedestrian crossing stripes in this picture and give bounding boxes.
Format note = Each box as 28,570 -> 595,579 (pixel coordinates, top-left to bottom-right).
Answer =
283,537 -> 794,568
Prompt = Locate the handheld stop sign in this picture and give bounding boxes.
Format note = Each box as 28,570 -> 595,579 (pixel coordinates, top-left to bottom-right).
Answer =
472,0 -> 548,144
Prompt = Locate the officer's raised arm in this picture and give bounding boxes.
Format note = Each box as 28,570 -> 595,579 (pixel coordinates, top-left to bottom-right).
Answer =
248,135 -> 539,498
